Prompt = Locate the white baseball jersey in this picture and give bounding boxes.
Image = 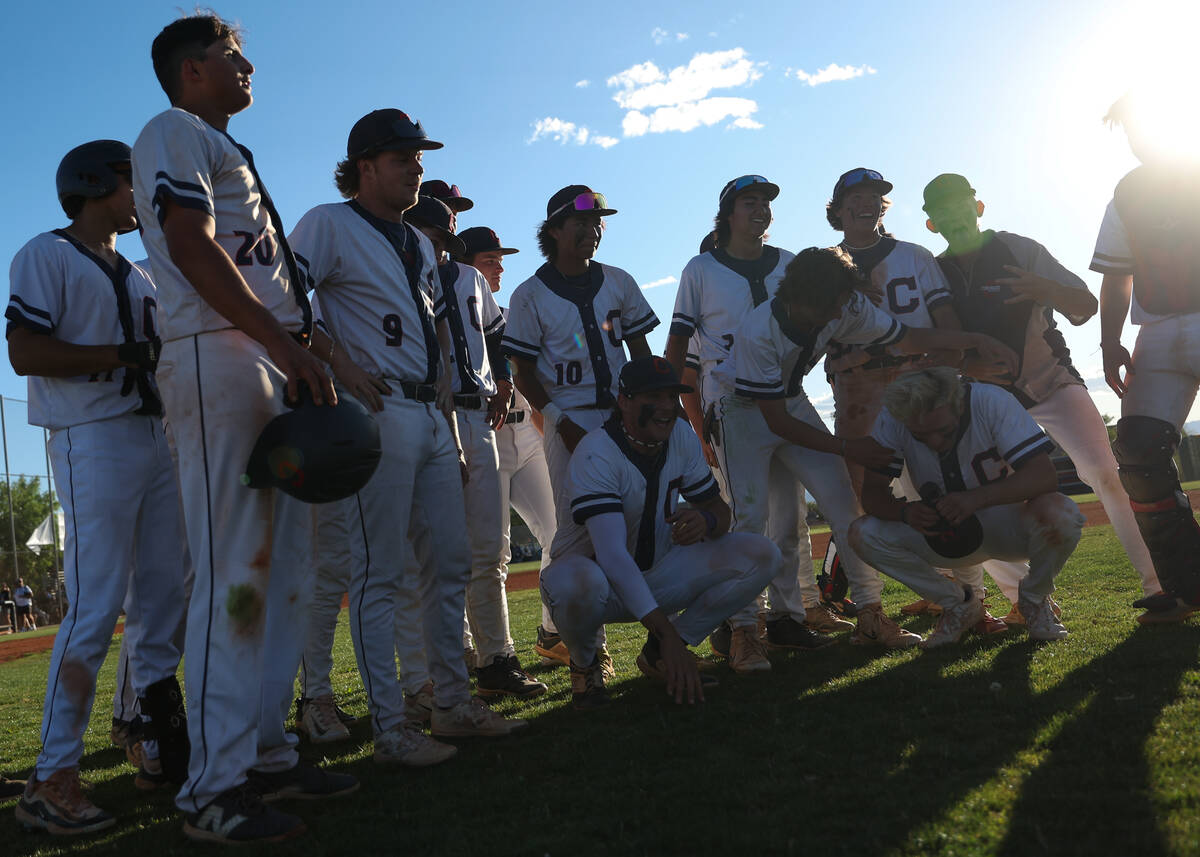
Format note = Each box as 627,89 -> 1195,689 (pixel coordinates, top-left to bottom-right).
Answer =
825,238 -> 951,373
132,108 -> 311,342
552,417 -> 720,566
870,382 -> 1054,493
670,247 -> 794,405
715,292 -> 907,401
439,261 -> 504,397
1090,200 -> 1156,320
7,231 -> 161,429
289,202 -> 445,383
502,262 -> 658,409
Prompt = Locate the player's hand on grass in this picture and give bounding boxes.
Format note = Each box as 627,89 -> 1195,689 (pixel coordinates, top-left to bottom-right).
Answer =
900,501 -> 942,535
843,437 -> 894,470
331,351 -> 390,412
558,417 -> 587,453
934,491 -> 981,526
487,382 -> 512,431
996,266 -> 1057,305
1102,341 -> 1134,398
270,335 -> 336,406
666,510 -> 708,546
658,632 -> 705,705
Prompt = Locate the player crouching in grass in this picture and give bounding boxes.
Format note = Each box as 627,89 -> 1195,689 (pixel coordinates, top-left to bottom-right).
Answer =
540,356 -> 780,709
849,367 -> 1084,646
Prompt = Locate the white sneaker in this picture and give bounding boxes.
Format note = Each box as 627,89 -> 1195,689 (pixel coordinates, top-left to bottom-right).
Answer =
1020,596 -> 1069,641
374,725 -> 457,767
298,695 -> 350,744
430,697 -> 528,738
921,593 -> 985,649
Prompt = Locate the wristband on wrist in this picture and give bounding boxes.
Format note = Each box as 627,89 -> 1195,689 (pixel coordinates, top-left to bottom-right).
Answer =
699,508 -> 718,535
542,401 -> 564,428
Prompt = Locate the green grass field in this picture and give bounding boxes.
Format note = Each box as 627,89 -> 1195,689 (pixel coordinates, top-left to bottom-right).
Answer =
2,524 -> 1199,856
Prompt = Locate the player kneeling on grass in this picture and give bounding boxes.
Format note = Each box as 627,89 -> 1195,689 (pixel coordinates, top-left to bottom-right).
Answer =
849,367 -> 1084,646
540,356 -> 781,709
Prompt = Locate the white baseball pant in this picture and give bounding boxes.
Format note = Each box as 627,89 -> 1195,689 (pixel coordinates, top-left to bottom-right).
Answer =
158,330 -> 316,814
298,496 -> 354,700
541,533 -> 782,665
35,413 -> 187,779
347,396 -> 472,736
497,415 -> 558,631
717,393 -> 885,609
849,494 -> 1085,607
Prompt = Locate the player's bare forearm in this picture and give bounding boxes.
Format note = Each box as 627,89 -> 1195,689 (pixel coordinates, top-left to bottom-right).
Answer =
680,388 -> 706,441
663,334 -> 689,376
8,328 -> 132,378
861,470 -> 906,520
1047,280 -> 1097,322
695,495 -> 731,537
435,318 -> 454,418
625,334 -> 652,359
511,356 -> 550,411
930,304 -> 964,331
969,453 -> 1059,510
1099,274 -> 1133,347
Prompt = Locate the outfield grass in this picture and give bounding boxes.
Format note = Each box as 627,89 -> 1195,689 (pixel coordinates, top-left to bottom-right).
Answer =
2,524 -> 1199,856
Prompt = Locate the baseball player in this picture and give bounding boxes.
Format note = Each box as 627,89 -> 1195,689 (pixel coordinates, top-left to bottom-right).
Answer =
288,109 -> 528,762
456,225 -> 566,666
133,14 -> 357,844
665,176 -> 849,676
502,185 -> 660,675
1092,90 -> 1200,623
851,367 -> 1084,644
13,578 -> 36,630
420,179 -> 473,214
405,200 -> 546,697
920,173 -> 1161,622
9,140 -> 188,835
540,356 -> 781,708
714,246 -> 1018,648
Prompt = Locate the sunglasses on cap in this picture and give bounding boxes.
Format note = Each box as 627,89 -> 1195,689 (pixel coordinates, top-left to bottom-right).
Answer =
720,175 -> 771,202
549,191 -> 610,219
837,168 -> 886,192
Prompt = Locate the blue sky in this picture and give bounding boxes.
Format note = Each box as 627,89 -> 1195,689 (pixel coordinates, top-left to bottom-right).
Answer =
2,0 -> 1195,477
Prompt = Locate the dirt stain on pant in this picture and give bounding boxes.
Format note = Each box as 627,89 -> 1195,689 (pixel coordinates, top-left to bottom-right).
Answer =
226,584 -> 264,637
59,658 -> 94,734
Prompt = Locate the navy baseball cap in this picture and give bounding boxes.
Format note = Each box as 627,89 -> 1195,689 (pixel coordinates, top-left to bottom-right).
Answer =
347,109 -> 443,158
420,179 -> 473,213
832,167 -> 893,200
459,226 -> 518,257
406,196 -> 466,257
922,174 -> 977,213
546,185 -> 617,219
718,174 -> 780,212
618,356 -> 694,397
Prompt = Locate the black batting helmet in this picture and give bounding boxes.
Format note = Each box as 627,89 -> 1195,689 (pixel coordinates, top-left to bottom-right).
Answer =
56,140 -> 132,208
242,384 -> 382,504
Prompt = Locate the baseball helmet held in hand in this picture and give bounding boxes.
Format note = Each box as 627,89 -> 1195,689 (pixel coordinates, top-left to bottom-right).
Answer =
242,384 -> 382,503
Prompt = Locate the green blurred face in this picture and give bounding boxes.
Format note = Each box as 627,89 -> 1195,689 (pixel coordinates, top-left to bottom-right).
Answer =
927,196 -> 981,248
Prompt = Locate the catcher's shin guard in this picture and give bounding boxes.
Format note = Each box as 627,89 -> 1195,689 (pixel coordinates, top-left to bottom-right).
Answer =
139,675 -> 190,785
1113,416 -> 1200,605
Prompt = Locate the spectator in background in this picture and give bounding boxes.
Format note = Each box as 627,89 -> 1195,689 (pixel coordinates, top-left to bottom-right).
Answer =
1,582 -> 14,632
14,578 -> 35,631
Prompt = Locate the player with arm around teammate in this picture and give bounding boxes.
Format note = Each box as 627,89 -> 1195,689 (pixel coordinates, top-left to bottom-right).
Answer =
849,367 -> 1084,645
715,247 -> 1018,648
9,141 -> 188,835
540,356 -> 781,709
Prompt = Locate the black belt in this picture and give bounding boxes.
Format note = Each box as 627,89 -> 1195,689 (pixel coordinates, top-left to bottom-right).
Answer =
505,410 -> 527,425
849,353 -> 923,373
399,381 -> 439,402
454,394 -> 487,410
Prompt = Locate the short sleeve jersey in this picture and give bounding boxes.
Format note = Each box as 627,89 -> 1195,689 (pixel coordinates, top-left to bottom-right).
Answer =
716,292 -> 907,401
870,382 -> 1054,492
551,416 -> 720,567
825,238 -> 952,374
132,108 -> 310,341
938,230 -> 1086,407
289,202 -> 444,384
669,246 -> 794,406
14,585 -> 32,607
502,262 -> 659,409
439,261 -> 504,397
7,231 -> 161,429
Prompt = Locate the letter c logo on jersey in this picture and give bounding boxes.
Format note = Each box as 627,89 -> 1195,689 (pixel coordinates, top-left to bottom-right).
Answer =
886,276 -> 919,314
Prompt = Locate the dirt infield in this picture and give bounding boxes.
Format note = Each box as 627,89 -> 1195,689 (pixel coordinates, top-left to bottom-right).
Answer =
4,490 -> 1191,664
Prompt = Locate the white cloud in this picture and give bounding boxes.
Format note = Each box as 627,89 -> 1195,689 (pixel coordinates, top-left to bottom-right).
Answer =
792,62 -> 877,87
528,117 -> 619,149
575,79 -> 590,88
641,276 -> 678,290
606,48 -> 764,137
651,28 -> 689,45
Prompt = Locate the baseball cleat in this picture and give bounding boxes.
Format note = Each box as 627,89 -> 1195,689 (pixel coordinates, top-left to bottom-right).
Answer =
765,616 -> 836,650
849,603 -> 922,649
921,592 -> 985,649
431,697 -> 529,737
1,777 -> 27,801
133,754 -> 171,792
373,725 -> 457,767
183,783 -> 305,845
973,606 -> 1009,635
246,764 -> 359,802
534,625 -> 570,667
900,598 -> 942,616
109,718 -> 131,748
597,645 -> 616,682
1020,596 -> 1069,641
14,768 -> 115,836
569,657 -> 610,711
475,655 -> 548,699
1133,592 -> 1197,624
708,621 -> 733,659
802,603 -> 854,634
728,625 -> 771,673
297,694 -> 351,744
403,682 -> 435,725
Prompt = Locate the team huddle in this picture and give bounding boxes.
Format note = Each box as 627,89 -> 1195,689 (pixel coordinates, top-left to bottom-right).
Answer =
7,10 -> 1200,847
